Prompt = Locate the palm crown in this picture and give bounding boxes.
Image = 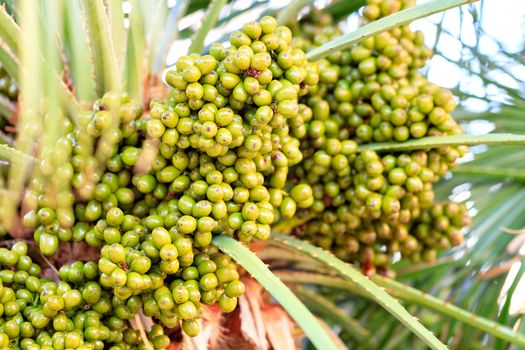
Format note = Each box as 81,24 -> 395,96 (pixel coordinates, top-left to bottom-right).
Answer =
0,1 -> 524,349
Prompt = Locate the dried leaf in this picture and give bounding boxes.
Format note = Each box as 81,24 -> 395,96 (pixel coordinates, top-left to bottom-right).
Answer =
261,304 -> 296,350
238,295 -> 261,348
194,304 -> 224,349
216,337 -> 254,350
241,277 -> 269,349
182,306 -> 229,350
507,234 -> 525,254
479,257 -> 520,280
214,309 -> 255,350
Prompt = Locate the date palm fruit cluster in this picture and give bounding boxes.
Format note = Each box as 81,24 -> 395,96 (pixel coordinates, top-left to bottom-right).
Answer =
163,15 -> 318,238
289,1 -> 471,273
3,15 -> 320,347
17,92 -> 245,347
0,242 -> 174,349
0,1 -> 474,346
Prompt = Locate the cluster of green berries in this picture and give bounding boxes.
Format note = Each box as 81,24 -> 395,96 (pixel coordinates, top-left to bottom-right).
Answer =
0,242 -> 173,349
23,92 -> 143,254
0,5 -> 475,347
288,2 -> 470,273
162,15 -> 318,237
16,15 -> 322,341
294,11 -> 463,145
23,136 -> 75,255
294,146 -> 471,273
20,91 -> 245,340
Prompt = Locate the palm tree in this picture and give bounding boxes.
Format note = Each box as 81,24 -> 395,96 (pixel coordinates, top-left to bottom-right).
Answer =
0,0 -> 524,349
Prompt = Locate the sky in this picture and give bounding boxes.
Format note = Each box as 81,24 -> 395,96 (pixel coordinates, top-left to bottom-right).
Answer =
411,0 -> 525,99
